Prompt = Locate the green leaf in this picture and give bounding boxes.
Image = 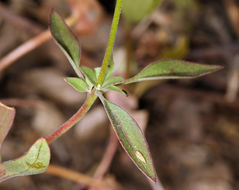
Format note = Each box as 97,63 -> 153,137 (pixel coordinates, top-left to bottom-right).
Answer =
81,67 -> 97,86
81,66 -> 117,88
94,67 -> 101,80
123,0 -> 163,23
103,76 -> 124,87
100,98 -> 156,182
0,103 -> 15,152
65,77 -> 89,92
102,85 -> 128,96
0,138 -> 50,183
124,60 -> 223,84
49,10 -> 82,77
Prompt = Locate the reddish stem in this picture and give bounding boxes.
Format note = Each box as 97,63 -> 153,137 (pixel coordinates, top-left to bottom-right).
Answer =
93,128 -> 118,179
0,16 -> 77,72
47,90 -> 97,144
46,164 -> 104,188
0,30 -> 50,72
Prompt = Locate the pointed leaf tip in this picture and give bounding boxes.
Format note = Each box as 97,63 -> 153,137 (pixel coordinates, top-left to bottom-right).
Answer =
100,98 -> 156,181
124,60 -> 223,84
0,137 -> 50,183
49,10 -> 81,77
65,77 -> 89,92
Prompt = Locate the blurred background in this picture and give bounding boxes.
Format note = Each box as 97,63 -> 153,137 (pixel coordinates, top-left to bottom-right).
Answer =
0,0 -> 237,189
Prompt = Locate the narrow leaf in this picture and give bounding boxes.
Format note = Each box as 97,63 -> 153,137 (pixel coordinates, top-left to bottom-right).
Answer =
103,85 -> 128,96
65,77 -> 89,92
94,67 -> 101,80
0,103 -> 15,153
0,138 -> 50,183
100,98 -> 156,181
49,10 -> 82,77
124,60 -> 223,84
81,67 -> 97,86
103,76 -> 124,87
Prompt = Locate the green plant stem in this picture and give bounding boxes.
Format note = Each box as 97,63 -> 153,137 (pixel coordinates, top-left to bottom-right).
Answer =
46,90 -> 97,144
97,0 -> 123,86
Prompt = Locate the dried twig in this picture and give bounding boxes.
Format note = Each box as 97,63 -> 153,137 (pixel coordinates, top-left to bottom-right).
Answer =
46,164 -> 104,188
0,30 -> 51,72
0,15 -> 77,72
94,128 -> 118,179
222,0 -> 239,102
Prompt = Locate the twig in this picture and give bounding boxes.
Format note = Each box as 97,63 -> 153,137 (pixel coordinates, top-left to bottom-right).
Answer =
46,164 -> 104,188
46,90 -> 97,144
222,0 -> 239,102
0,30 -> 50,72
0,16 -> 77,72
93,128 -> 118,179
87,128 -> 118,190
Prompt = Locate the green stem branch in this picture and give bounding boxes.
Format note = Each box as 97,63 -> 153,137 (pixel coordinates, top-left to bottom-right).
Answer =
46,90 -> 97,144
97,0 -> 123,86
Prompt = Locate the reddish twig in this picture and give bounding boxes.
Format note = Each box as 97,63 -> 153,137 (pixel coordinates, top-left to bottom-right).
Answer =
93,128 -> 118,179
0,30 -> 50,72
0,15 -> 77,72
46,90 -> 97,144
46,164 -> 104,188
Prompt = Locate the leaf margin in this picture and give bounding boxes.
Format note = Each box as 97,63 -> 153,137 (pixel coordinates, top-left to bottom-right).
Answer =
123,59 -> 223,84
100,97 -> 157,182
0,137 -> 51,183
49,9 -> 82,77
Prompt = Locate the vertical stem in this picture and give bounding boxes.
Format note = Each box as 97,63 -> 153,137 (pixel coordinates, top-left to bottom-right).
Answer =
93,128 -> 118,179
97,0 -> 123,86
47,90 -> 97,144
